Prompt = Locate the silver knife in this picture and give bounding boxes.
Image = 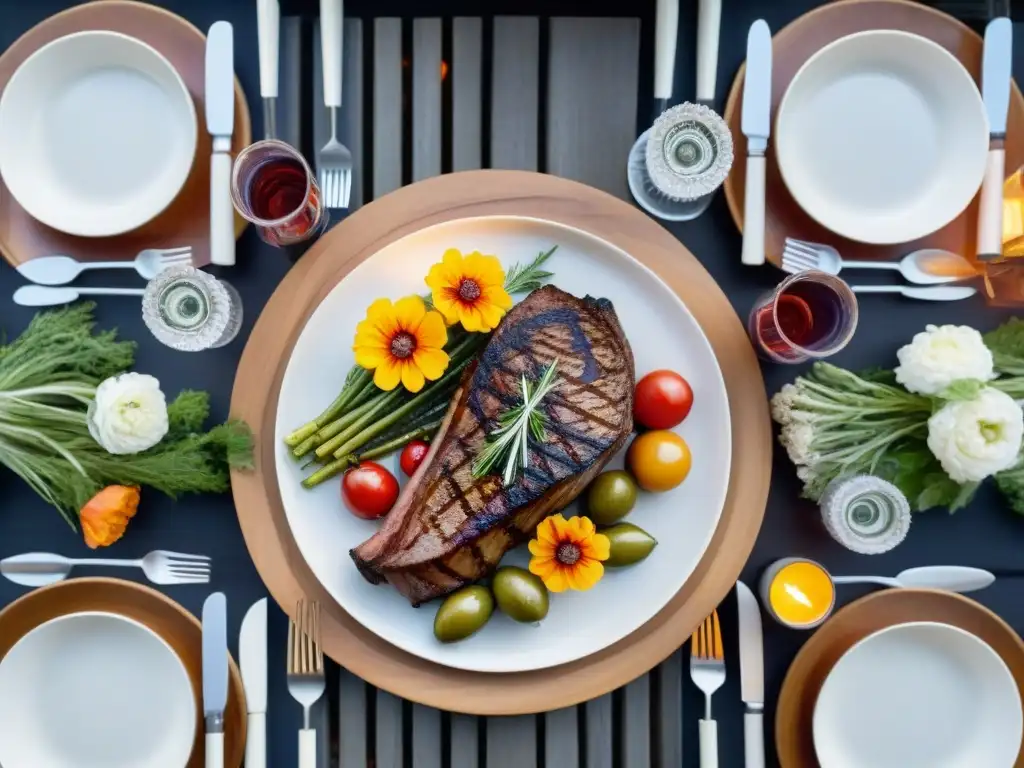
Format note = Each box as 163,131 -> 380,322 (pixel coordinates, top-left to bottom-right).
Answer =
740,19 -> 772,267
257,0 -> 280,139
202,592 -> 229,768
736,581 -> 765,768
205,21 -> 236,267
977,17 -> 1013,261
240,599 -> 268,768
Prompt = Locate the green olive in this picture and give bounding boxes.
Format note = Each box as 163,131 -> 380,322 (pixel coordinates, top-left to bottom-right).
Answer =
603,523 -> 658,567
433,585 -> 494,643
492,566 -> 549,623
586,470 -> 639,525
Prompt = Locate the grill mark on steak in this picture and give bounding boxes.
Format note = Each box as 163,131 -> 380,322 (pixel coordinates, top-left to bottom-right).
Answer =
351,286 -> 634,605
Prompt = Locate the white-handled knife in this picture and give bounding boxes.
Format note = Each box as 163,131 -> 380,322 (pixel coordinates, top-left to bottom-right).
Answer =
653,0 -> 679,115
740,19 -> 773,267
202,592 -> 229,768
205,21 -> 236,267
257,0 -> 280,139
240,599 -> 268,768
736,581 -> 765,768
695,0 -> 722,108
977,17 -> 1013,261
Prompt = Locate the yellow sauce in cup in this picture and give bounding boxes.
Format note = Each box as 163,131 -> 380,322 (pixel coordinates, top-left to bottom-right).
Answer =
768,560 -> 835,627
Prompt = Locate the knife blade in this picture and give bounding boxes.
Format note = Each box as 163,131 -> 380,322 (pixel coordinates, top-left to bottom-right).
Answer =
205,21 -> 236,267
240,599 -> 268,768
977,17 -> 1013,261
736,581 -> 765,768
740,19 -> 772,266
202,592 -> 229,768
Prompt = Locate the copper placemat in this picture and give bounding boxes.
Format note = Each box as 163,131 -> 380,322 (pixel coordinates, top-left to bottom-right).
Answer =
0,0 -> 251,268
776,588 -> 1024,767
229,169 -> 773,715
722,0 -> 1024,268
0,578 -> 247,767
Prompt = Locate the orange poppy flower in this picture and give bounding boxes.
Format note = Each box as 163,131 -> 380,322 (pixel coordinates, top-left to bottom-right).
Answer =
528,514 -> 610,592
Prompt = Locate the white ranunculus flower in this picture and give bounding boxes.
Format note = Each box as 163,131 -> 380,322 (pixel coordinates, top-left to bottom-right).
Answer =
927,388 -> 1024,483
894,324 -> 995,395
87,373 -> 169,455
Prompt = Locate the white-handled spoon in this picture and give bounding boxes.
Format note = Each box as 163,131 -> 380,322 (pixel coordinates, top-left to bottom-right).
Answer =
851,285 -> 977,301
832,565 -> 995,593
14,285 -> 145,307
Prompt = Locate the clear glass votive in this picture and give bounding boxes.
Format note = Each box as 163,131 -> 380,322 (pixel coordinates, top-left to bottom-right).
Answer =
748,271 -> 858,363
142,265 -> 242,351
230,139 -> 327,246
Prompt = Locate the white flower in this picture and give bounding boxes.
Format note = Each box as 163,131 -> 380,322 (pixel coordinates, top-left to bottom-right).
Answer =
895,324 -> 995,395
780,423 -> 815,466
771,384 -> 800,424
87,373 -> 169,455
927,388 -> 1024,483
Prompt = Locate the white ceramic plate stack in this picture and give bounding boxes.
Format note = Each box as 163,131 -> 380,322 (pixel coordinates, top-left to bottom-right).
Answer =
775,30 -> 990,244
0,30 -> 197,237
274,216 -> 732,673
813,622 -> 1023,767
0,611 -> 196,768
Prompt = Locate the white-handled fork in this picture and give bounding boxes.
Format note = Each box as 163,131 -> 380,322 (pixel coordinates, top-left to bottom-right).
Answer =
16,246 -> 192,286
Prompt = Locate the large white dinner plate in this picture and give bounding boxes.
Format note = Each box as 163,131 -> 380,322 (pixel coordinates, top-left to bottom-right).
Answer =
775,30 -> 989,245
813,621 -> 1022,768
0,611 -> 196,768
0,31 -> 197,237
275,216 -> 732,672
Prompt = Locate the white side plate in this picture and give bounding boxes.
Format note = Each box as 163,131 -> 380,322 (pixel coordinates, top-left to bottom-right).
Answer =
0,31 -> 198,237
0,611 -> 196,768
274,216 -> 732,673
813,621 -> 1022,768
775,30 -> 989,245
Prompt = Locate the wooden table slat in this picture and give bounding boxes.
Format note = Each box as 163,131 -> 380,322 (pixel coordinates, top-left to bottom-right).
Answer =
338,669 -> 368,768
277,16 -> 303,148
544,706 -> 580,767
623,675 -> 651,768
373,18 -> 403,197
585,694 -> 614,768
490,16 -> 539,171
452,17 -> 483,171
412,703 -> 442,768
656,649 -> 685,766
450,713 -> 480,768
376,690 -> 404,768
412,18 -> 442,181
486,715 -> 538,768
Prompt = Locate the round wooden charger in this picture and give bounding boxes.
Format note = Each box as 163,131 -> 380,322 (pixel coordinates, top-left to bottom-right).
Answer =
722,0 -> 1024,268
0,0 -> 251,269
776,588 -> 1024,767
229,170 -> 773,714
0,578 -> 246,767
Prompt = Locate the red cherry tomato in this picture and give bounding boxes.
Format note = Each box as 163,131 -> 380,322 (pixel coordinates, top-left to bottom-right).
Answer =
633,370 -> 694,430
342,461 -> 399,519
400,440 -> 430,477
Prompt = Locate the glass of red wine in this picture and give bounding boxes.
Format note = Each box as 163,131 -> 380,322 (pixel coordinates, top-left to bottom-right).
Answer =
748,271 -> 858,363
230,139 -> 327,246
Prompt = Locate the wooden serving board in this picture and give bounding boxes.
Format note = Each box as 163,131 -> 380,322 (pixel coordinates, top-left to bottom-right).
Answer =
0,0 -> 251,269
722,0 -> 1024,268
229,169 -> 772,715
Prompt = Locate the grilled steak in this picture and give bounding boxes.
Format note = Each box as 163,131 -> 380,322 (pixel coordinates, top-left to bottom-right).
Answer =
351,286 -> 635,606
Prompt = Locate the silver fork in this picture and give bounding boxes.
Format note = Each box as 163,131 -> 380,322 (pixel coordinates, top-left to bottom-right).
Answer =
15,246 -> 193,286
691,609 -> 725,768
317,0 -> 353,209
0,550 -> 210,587
288,600 -> 325,768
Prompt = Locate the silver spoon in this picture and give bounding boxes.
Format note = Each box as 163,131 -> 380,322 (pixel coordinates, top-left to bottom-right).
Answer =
832,565 -> 995,593
851,285 -> 977,301
13,285 -> 144,307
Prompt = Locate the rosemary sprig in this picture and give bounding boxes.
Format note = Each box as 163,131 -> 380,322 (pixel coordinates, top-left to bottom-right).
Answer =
472,360 -> 560,486
503,245 -> 557,295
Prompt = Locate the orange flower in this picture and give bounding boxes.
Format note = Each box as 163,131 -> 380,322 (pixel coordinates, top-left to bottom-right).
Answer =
425,249 -> 513,332
528,514 -> 610,592
79,485 -> 139,549
352,296 -> 449,392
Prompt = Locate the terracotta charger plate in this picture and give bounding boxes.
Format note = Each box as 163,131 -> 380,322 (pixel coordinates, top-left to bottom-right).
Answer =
0,578 -> 247,767
776,589 -> 1024,768
0,0 -> 251,269
722,0 -> 1024,268
229,169 -> 773,714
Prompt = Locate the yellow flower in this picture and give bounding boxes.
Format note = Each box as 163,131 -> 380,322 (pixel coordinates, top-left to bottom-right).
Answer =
425,248 -> 513,332
353,296 -> 449,392
528,514 -> 610,592
80,485 -> 140,549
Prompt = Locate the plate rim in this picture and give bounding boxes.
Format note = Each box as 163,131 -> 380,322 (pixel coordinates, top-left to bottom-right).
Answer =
229,169 -> 772,715
774,28 -> 989,245
0,28 -> 198,237
272,213 -> 734,673
811,620 -> 1022,766
0,609 -> 197,767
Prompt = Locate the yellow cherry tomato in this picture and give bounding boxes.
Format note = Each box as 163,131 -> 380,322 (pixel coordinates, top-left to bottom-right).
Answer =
627,431 -> 692,492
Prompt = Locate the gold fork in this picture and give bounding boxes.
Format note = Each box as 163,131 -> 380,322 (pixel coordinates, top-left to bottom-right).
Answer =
690,609 -> 726,768
287,600 -> 325,768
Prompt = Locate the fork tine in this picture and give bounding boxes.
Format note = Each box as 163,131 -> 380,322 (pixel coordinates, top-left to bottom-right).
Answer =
287,608 -> 296,673
784,242 -> 819,259
712,610 -> 723,660
158,551 -> 211,562
168,564 -> 211,576
164,574 -> 209,584
160,253 -> 193,264
158,246 -> 193,258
